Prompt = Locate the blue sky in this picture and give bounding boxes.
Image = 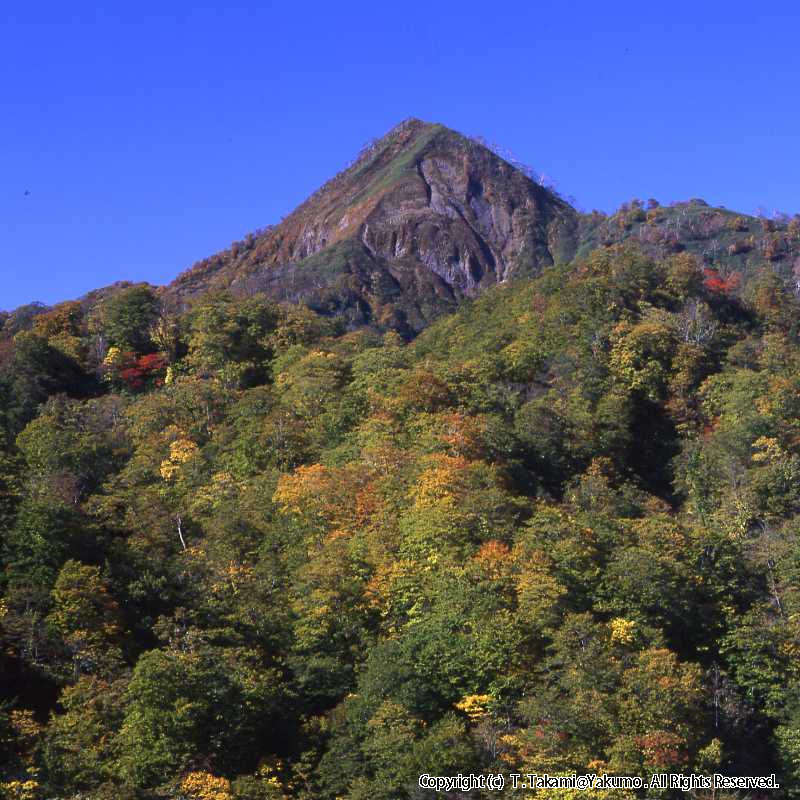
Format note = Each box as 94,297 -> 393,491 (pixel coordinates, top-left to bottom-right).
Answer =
2,0 -> 799,309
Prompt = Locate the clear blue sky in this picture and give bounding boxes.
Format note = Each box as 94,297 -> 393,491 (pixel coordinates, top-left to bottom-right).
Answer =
2,0 -> 799,309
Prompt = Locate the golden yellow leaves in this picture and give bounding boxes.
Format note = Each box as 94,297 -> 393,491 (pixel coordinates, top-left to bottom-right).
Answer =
9,710 -> 42,740
159,427 -> 200,481
273,464 -> 331,516
514,549 -> 567,630
273,463 -> 363,534
411,454 -> 470,510
102,346 -> 123,367
0,779 -> 41,800
752,435 -> 784,464
210,560 -> 254,597
180,771 -> 232,800
178,765 -> 290,800
1,712 -> 42,800
609,617 -> 637,645
454,694 -> 491,723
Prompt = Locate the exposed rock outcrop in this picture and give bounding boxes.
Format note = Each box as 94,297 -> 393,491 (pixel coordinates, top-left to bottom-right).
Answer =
167,119 -> 579,333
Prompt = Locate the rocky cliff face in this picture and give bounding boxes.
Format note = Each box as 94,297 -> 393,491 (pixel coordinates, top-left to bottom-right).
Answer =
167,119 -> 579,333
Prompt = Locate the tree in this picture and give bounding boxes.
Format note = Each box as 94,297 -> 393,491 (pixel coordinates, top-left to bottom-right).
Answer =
117,646 -> 286,789
48,560 -> 124,678
16,395 -> 121,504
0,332 -> 94,440
42,675 -> 128,793
186,293 -> 278,387
101,286 -> 159,354
31,301 -> 87,365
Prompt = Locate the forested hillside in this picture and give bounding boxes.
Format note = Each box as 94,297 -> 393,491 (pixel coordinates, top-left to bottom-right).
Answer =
3,240 -> 800,798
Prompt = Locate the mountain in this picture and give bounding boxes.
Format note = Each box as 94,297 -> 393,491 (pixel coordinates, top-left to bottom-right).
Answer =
166,118 -> 579,334
164,119 -> 800,336
6,118 -> 800,336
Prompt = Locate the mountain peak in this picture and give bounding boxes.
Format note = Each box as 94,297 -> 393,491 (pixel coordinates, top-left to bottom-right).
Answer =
375,116 -> 436,140
168,120 -> 578,333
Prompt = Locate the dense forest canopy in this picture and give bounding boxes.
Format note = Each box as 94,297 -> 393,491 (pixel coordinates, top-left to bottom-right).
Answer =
3,242 -> 800,798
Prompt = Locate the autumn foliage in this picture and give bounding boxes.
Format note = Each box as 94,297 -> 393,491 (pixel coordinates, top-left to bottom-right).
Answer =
3,244 -> 800,797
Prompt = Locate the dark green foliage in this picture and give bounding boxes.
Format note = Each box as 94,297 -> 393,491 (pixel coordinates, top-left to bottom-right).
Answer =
2,499 -> 89,601
116,646 -> 287,789
0,332 -> 95,441
101,285 -> 160,353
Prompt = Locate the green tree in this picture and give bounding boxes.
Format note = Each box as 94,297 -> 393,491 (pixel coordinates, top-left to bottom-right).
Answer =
101,285 -> 160,353
48,560 -> 124,678
117,646 -> 286,789
186,293 -> 278,387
